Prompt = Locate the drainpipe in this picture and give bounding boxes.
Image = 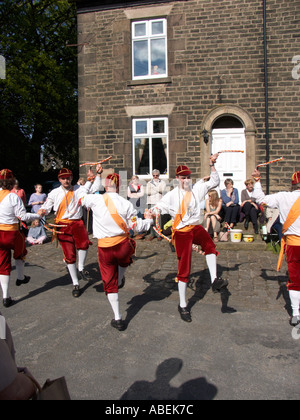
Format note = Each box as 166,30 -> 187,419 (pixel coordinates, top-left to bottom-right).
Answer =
263,0 -> 270,194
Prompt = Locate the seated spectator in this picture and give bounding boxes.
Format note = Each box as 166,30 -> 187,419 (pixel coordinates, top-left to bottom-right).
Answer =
220,179 -> 240,229
240,179 -> 260,234
265,207 -> 283,240
204,189 -> 222,242
26,219 -> 47,245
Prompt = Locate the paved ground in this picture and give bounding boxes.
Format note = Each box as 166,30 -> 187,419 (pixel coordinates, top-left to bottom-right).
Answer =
1,234 -> 300,401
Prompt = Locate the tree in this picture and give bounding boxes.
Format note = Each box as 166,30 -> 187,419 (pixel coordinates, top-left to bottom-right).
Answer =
0,0 -> 78,189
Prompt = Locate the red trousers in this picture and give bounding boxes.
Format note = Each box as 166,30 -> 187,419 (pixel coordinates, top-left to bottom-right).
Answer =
174,225 -> 218,283
0,230 -> 27,275
57,220 -> 90,265
286,245 -> 300,291
98,238 -> 135,295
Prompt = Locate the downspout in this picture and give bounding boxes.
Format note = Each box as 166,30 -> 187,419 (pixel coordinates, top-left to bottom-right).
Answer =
263,0 -> 270,194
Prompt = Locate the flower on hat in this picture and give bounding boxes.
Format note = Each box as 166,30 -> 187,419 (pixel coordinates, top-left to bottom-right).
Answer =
0,169 -> 14,180
176,165 -> 191,177
291,171 -> 300,185
58,168 -> 73,179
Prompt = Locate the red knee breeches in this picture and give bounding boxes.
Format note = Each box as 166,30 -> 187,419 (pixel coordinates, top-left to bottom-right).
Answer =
174,225 -> 218,283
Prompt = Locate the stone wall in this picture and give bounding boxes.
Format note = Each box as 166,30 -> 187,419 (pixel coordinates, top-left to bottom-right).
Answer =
78,0 -> 300,192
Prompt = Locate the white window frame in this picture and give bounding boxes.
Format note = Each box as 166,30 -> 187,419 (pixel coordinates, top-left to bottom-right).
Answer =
131,18 -> 168,80
132,117 -> 169,179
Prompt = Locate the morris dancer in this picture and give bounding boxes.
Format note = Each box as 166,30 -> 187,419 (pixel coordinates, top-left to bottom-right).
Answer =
0,169 -> 40,307
81,173 -> 153,331
252,168 -> 300,327
151,154 -> 228,323
38,166 -> 103,298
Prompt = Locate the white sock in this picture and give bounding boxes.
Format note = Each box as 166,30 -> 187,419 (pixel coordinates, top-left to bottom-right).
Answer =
78,250 -> 88,272
118,266 -> 127,286
289,290 -> 300,317
178,281 -> 187,308
67,263 -> 79,286
0,275 -> 10,299
206,254 -> 217,283
107,293 -> 121,320
15,259 -> 25,280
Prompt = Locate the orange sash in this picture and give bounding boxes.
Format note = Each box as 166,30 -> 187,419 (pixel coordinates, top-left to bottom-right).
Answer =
0,190 -> 19,231
0,190 -> 11,203
54,188 -> 74,224
172,191 -> 195,244
98,194 -> 130,248
277,196 -> 300,271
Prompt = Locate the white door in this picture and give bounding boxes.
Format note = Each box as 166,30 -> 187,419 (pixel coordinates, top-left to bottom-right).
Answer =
211,128 -> 246,201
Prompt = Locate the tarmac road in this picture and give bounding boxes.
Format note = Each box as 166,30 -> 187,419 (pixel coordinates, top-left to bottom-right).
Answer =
1,237 -> 299,401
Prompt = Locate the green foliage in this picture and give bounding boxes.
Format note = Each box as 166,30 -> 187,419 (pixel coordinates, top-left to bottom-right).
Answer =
0,0 -> 78,188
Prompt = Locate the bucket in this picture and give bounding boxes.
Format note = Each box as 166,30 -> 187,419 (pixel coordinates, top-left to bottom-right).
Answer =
243,234 -> 254,243
230,229 -> 243,242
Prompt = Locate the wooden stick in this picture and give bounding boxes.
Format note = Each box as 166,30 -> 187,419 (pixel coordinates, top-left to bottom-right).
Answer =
257,156 -> 284,168
218,150 -> 244,153
80,156 -> 113,167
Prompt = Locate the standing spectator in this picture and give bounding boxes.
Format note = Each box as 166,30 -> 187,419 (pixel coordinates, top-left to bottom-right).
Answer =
221,178 -> 240,229
12,180 -> 26,205
127,175 -> 145,239
28,184 -> 47,214
146,170 -> 166,241
127,175 -> 145,218
240,179 -> 260,234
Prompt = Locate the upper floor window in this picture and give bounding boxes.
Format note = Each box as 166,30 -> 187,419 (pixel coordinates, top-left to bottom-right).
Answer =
132,18 -> 168,80
133,117 -> 168,178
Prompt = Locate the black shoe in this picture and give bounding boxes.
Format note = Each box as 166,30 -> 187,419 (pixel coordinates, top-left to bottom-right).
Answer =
16,275 -> 31,287
3,297 -> 14,308
118,277 -> 126,290
178,305 -> 192,322
79,270 -> 90,281
212,277 -> 229,293
72,285 -> 81,298
244,220 -> 249,230
290,316 -> 300,327
111,319 -> 126,331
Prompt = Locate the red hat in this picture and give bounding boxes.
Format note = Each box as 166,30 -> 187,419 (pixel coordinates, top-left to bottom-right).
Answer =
291,171 -> 300,185
58,168 -> 73,179
105,173 -> 120,189
0,169 -> 14,180
176,165 -> 191,177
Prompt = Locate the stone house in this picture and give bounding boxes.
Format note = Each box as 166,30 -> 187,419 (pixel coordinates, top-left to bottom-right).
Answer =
77,0 -> 300,196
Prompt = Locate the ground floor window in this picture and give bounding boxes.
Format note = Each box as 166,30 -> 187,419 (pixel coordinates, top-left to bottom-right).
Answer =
133,117 -> 168,178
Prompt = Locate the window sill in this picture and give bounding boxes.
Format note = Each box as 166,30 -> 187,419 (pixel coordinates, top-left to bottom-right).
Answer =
127,77 -> 172,87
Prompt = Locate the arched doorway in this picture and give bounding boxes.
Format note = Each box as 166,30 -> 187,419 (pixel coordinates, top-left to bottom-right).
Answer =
211,116 -> 246,195
200,105 -> 257,197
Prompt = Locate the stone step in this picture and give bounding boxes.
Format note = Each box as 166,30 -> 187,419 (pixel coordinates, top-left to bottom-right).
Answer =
214,222 -> 268,251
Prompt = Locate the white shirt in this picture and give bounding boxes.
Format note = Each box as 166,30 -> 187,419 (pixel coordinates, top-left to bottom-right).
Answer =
81,192 -> 153,239
0,189 -> 38,225
252,181 -> 300,236
41,177 -> 102,220
153,171 -> 220,230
